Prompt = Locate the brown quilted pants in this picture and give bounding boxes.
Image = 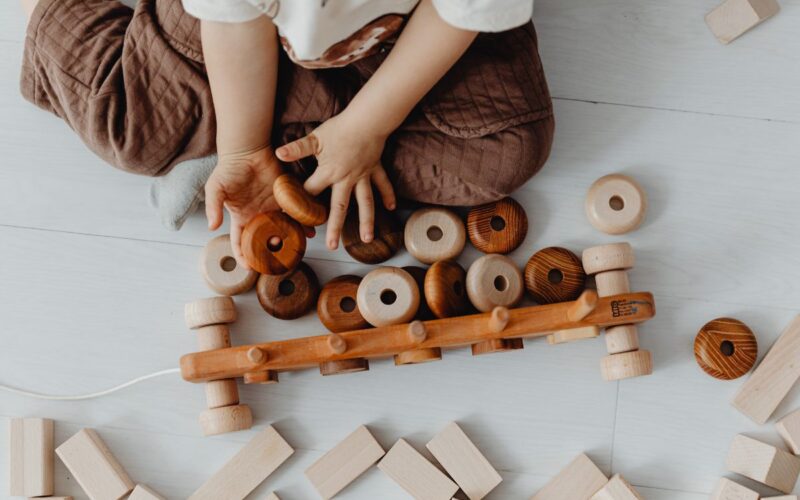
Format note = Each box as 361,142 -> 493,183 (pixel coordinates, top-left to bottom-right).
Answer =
21,0 -> 554,205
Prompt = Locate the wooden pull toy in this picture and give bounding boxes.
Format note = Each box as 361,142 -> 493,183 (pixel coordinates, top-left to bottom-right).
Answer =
256,261 -> 320,320
585,174 -> 647,235
317,274 -> 370,333
199,234 -> 258,296
466,197 -> 528,254
343,207 -> 404,264
405,208 -> 466,264
241,212 -> 306,275
524,246 -> 587,304
272,173 -> 328,227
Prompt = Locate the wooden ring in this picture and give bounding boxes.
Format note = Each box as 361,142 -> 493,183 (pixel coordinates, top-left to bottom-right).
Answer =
317,275 -> 370,333
273,174 -> 328,226
357,267 -> 420,326
185,297 -> 237,329
466,254 -> 524,312
405,208 -> 466,264
424,260 -> 470,318
585,174 -> 647,235
394,348 -> 442,365
694,318 -> 757,380
600,350 -> 653,381
524,247 -> 586,304
467,197 -> 528,254
581,242 -> 635,275
256,261 -> 320,320
319,358 -> 370,376
343,207 -> 403,264
199,234 -> 258,296
241,212 -> 306,275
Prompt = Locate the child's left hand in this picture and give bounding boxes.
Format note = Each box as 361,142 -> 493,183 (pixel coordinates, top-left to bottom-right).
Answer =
275,112 -> 397,250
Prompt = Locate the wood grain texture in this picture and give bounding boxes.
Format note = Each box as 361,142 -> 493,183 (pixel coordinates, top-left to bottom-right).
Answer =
705,0 -> 780,44
466,197 -> 528,254
405,208 -> 466,264
241,212 -> 306,275
694,317 -> 757,380
726,434 -> 800,493
471,338 -> 524,356
343,207 -> 403,264
425,260 -> 470,318
524,247 -> 586,304
273,174 -> 328,227
257,261 -> 320,320
199,234 -> 258,296
590,474 -> 643,500
403,265 -> 435,320
378,439 -> 459,500
319,358 -> 370,376
56,428 -> 134,500
710,478 -> 759,500
777,409 -> 800,455
466,254 -> 524,313
394,347 -> 443,365
530,453 -> 608,500
9,417 -> 54,497
356,267 -> 420,327
317,274 -> 369,333
585,174 -> 647,235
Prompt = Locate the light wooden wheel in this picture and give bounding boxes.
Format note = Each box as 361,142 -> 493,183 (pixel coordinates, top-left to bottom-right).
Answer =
185,297 -> 236,329
199,404 -> 253,436
466,254 -> 524,312
600,350 -> 653,381
319,358 -> 370,376
394,348 -> 443,365
273,174 -> 328,226
585,174 -> 647,235
199,234 -> 258,296
357,267 -> 420,327
582,242 -> 635,275
404,208 -> 466,264
471,338 -> 524,356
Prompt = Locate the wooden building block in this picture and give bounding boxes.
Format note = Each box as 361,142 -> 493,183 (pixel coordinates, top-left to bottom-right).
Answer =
426,422 -> 501,500
56,428 -> 134,500
10,417 -> 54,497
733,315 -> 800,424
726,434 -> 800,493
530,453 -> 607,500
710,478 -> 759,500
777,409 -> 800,454
764,496 -> 800,500
305,425 -> 385,499
189,426 -> 294,500
266,493 -> 281,500
705,0 -> 780,44
590,474 -> 643,500
378,439 -> 458,500
128,484 -> 166,500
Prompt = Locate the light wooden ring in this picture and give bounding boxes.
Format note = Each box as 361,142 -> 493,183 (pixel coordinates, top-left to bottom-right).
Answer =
273,174 -> 328,226
200,234 -> 258,296
466,254 -> 524,312
404,208 -> 466,264
357,267 -> 420,327
585,174 -> 647,235
241,212 -> 306,275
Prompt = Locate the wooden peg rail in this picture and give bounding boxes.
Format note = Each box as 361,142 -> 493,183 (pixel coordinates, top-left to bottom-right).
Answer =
180,291 -> 655,383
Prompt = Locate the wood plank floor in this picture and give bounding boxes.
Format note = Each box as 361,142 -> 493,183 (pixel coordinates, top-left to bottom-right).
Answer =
1,0 -> 799,498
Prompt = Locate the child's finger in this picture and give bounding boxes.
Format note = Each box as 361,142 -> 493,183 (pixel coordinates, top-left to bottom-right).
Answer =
372,166 -> 397,211
204,179 -> 226,230
326,183 -> 352,250
355,178 -> 374,243
303,168 -> 332,196
275,134 -> 319,162
229,219 -> 251,271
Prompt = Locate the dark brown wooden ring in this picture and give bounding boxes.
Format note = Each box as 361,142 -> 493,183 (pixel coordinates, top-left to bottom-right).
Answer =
319,358 -> 370,376
342,207 -> 403,264
524,247 -> 586,304
273,174 -> 328,227
241,212 -> 307,275
317,275 -> 370,333
694,317 -> 757,380
403,266 -> 435,321
424,260 -> 470,319
256,261 -> 320,320
471,338 -> 524,356
467,197 -> 528,254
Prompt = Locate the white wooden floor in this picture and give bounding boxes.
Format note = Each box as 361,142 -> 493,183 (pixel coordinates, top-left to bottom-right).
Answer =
2,1 -> 800,498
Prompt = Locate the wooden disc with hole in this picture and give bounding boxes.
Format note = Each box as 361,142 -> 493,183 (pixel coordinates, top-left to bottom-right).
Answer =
199,404 -> 253,436
342,207 -> 403,264
273,174 -> 328,226
694,318 -> 757,380
467,197 -> 528,254
403,266 -> 435,320
585,174 -> 647,235
357,267 -> 420,326
582,242 -> 635,275
405,208 -> 466,264
600,350 -> 653,381
241,212 -> 306,275
424,260 -> 470,318
466,254 -> 524,312
200,234 -> 258,296
471,338 -> 524,356
394,348 -> 443,365
317,275 -> 370,333
185,297 -> 237,329
524,247 -> 586,304
256,261 -> 320,320
319,358 -> 370,376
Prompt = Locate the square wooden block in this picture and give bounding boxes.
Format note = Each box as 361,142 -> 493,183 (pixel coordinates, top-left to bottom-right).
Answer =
705,0 -> 780,44
777,409 -> 800,454
378,439 -> 458,500
129,484 -> 166,500
531,453 -> 608,500
56,428 -> 134,500
726,434 -> 800,493
9,417 -> 54,498
590,474 -> 643,500
710,478 -> 759,500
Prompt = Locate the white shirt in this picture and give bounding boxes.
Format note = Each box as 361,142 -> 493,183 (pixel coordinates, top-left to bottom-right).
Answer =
182,0 -> 534,68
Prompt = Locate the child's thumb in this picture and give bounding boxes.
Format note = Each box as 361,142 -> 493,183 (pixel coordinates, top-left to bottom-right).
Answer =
276,134 -> 319,162
204,181 -> 225,230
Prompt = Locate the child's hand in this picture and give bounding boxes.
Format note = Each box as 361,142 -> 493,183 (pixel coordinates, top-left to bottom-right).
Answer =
275,113 -> 397,250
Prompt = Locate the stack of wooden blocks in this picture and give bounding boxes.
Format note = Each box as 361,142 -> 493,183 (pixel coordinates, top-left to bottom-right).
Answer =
529,453 -> 643,500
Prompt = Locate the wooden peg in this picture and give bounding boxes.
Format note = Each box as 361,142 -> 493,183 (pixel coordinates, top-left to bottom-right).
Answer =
199,235 -> 258,296
405,208 -> 466,264
403,265 -> 435,320
243,371 -> 279,384
604,325 -> 640,354
343,207 -> 403,264
356,267 -> 420,327
394,348 -> 443,365
777,409 -> 800,454
257,261 -> 320,320
466,254 -> 524,313
327,333 -> 347,355
273,173 -> 327,226
568,290 -> 599,322
547,326 -> 601,345
585,174 -> 647,235
10,417 -> 54,497
710,478 -> 758,500
726,434 -> 800,493
241,212 -> 306,275
56,428 -> 134,500
320,358 -> 370,376
185,297 -> 237,329
600,350 -> 653,381
425,260 -> 470,319
489,306 -> 510,333
466,197 -> 528,254
694,317 -> 757,380
582,243 -> 635,275
706,0 -> 780,44
247,347 -> 267,364
594,270 -> 630,297
471,338 -> 523,356
317,275 -> 369,333
408,320 -> 427,343
525,247 -> 586,304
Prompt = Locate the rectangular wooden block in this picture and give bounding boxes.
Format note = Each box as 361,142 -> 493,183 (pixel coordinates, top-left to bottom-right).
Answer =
530,453 -> 608,500
733,315 -> 800,424
266,493 -> 281,500
10,417 -> 54,497
710,478 -> 759,500
378,439 -> 458,500
705,0 -> 780,44
777,408 -> 800,454
726,434 -> 800,493
426,422 -> 501,500
305,425 -> 385,499
129,484 -> 166,500
590,474 -> 642,500
189,425 -> 294,500
547,326 -> 600,345
56,428 -> 134,500
764,496 -> 800,500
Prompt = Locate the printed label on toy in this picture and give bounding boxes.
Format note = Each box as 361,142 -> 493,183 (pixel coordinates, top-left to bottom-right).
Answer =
610,299 -> 650,318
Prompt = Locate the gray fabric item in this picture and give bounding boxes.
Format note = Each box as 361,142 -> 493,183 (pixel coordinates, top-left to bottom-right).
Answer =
148,154 -> 217,231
